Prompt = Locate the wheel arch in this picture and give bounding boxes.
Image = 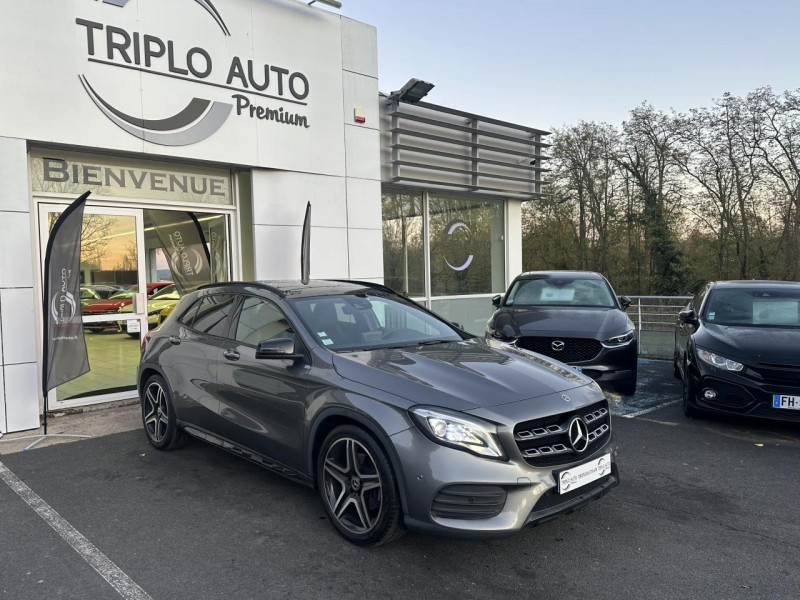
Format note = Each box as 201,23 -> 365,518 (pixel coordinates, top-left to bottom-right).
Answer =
307,407 -> 410,514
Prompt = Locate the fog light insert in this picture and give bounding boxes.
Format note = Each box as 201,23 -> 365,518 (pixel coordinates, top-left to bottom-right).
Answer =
703,389 -> 718,400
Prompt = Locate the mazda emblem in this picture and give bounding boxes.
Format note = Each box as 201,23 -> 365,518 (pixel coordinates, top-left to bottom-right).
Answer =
568,417 -> 589,453
551,340 -> 565,351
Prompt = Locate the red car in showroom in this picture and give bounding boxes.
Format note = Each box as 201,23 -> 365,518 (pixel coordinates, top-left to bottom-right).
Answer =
83,283 -> 172,331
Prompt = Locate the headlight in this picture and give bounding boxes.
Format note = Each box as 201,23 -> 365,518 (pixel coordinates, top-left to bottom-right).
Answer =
604,329 -> 635,346
696,348 -> 744,372
409,407 -> 506,460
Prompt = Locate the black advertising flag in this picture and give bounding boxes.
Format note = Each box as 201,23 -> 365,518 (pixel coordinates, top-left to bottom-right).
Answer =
149,210 -> 212,295
42,192 -> 90,394
301,202 -> 311,285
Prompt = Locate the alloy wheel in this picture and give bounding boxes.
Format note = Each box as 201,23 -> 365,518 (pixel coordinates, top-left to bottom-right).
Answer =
144,381 -> 170,443
322,438 -> 383,534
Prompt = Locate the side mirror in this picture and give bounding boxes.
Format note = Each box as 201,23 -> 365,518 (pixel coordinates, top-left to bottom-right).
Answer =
618,296 -> 631,310
451,321 -> 465,330
256,338 -> 303,360
678,308 -> 698,325
491,294 -> 503,307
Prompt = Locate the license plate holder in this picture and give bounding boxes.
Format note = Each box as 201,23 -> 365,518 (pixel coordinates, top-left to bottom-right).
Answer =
773,394 -> 800,411
556,454 -> 612,494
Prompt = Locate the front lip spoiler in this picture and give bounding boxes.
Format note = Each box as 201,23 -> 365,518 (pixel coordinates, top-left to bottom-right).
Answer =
525,470 -> 620,527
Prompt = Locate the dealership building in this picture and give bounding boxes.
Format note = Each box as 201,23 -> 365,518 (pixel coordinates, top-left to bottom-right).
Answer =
0,0 -> 548,434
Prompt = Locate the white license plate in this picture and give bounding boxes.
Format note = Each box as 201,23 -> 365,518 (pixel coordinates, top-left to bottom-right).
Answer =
557,454 -> 612,494
773,394 -> 800,410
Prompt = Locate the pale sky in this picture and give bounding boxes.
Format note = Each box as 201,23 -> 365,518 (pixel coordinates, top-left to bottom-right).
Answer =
339,0 -> 800,132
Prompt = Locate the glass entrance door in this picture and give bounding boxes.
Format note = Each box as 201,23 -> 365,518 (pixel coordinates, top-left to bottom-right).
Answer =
38,204 -> 148,407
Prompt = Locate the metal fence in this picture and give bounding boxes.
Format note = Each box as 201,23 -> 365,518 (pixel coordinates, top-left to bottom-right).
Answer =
626,295 -> 692,359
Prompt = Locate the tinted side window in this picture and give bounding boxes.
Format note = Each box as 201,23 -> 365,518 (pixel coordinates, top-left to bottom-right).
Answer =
178,299 -> 202,325
235,297 -> 295,346
693,286 -> 708,314
190,294 -> 237,337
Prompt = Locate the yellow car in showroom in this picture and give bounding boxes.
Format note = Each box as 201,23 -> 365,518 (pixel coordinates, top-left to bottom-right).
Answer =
117,284 -> 181,337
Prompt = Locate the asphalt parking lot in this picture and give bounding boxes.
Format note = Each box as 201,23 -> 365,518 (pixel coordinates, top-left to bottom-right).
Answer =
1,360 -> 799,600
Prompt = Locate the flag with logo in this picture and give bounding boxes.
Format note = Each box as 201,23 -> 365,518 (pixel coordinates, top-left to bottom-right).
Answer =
43,192 -> 90,392
148,210 -> 212,295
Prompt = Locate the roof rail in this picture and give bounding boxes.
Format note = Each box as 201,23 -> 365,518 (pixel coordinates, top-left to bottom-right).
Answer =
195,281 -> 286,297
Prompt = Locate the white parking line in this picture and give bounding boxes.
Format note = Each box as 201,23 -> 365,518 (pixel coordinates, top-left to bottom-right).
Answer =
0,460 -> 153,600
621,400 -> 681,419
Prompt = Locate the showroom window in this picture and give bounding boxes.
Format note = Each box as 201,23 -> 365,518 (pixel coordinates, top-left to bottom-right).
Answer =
382,186 -> 506,334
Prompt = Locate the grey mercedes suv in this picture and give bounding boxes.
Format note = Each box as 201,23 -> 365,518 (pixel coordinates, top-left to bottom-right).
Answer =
138,280 -> 618,546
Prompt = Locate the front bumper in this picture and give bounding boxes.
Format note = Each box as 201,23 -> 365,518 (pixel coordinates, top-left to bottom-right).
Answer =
573,341 -> 638,383
390,425 -> 618,538
687,364 -> 800,423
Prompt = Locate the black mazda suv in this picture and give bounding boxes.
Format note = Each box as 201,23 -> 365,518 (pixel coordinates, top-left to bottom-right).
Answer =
486,271 -> 638,394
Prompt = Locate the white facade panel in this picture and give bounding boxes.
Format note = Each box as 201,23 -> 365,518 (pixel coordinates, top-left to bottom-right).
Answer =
342,71 -> 380,130
0,368 -> 5,433
0,137 -> 29,212
346,178 -> 382,230
0,288 -> 37,366
252,171 -> 348,229
344,126 -> 381,181
4,362 -> 40,432
253,224 -> 349,281
341,17 -> 378,78
0,211 -> 34,288
347,228 -> 384,280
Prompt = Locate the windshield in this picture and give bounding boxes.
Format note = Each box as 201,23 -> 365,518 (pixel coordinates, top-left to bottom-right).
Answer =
704,288 -> 800,328
505,277 -> 616,308
109,291 -> 133,299
289,293 -> 463,352
152,284 -> 178,299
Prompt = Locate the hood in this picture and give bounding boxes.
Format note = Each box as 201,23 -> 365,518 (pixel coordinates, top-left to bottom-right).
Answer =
491,306 -> 631,340
331,338 -> 593,411
697,323 -> 800,365
82,298 -> 131,312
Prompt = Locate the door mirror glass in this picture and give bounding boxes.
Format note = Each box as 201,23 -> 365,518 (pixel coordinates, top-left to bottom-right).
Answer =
491,294 -> 503,307
618,295 -> 631,310
256,338 -> 302,360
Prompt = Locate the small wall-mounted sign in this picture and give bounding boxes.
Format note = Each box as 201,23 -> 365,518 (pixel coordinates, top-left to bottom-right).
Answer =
354,107 -> 366,123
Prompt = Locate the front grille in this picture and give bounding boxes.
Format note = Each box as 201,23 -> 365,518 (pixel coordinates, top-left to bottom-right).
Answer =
750,363 -> 800,385
514,400 -> 611,467
516,336 -> 602,363
532,464 -> 618,514
431,485 -> 507,520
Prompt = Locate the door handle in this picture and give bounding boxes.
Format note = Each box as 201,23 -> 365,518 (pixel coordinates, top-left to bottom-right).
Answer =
168,335 -> 181,345
223,349 -> 240,361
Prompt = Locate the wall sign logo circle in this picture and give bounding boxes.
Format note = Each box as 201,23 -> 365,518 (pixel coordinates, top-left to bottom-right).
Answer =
551,340 -> 565,352
443,220 -> 474,272
567,417 -> 589,453
76,0 -> 311,147
51,269 -> 78,325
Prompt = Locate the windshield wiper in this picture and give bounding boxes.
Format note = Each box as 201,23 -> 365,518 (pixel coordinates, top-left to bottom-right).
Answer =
416,339 -> 457,346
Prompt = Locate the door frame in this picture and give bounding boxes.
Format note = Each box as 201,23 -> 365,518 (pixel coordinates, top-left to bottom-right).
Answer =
37,202 -> 148,408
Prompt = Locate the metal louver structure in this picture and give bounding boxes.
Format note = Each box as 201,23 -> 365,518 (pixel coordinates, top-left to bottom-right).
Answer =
382,97 -> 550,200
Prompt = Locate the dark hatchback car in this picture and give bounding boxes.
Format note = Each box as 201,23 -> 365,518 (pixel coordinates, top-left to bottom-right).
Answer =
138,280 -> 618,546
674,280 -> 800,421
487,271 -> 638,394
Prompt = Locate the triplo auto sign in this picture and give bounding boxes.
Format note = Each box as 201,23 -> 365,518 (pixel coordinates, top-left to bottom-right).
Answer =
77,0 -> 312,146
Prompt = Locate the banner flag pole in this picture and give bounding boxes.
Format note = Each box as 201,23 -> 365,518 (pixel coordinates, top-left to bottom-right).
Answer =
301,202 -> 311,285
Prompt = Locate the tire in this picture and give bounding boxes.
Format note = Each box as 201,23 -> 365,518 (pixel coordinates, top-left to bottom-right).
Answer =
682,363 -> 702,419
673,354 -> 682,380
141,374 -> 187,450
616,373 -> 637,396
317,425 -> 404,547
